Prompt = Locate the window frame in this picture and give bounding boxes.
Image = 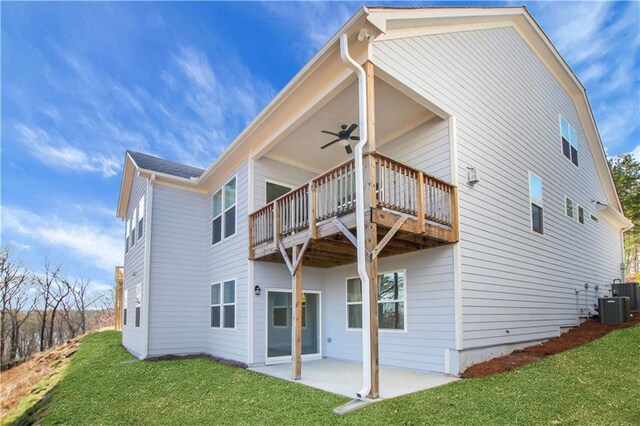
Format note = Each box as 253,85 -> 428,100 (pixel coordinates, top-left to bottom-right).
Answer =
210,283 -> 221,328
345,269 -> 408,333
565,196 -> 575,219
265,179 -> 293,204
590,213 -> 599,224
123,289 -> 128,326
211,175 -> 238,246
130,208 -> 137,249
578,205 -> 585,224
528,172 -> 544,235
559,115 -> 579,167
137,195 -> 145,240
135,283 -> 142,328
210,278 -> 237,330
125,217 -> 131,254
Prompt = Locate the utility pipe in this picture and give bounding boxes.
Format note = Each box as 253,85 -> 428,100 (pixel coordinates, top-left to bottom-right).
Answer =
339,33 -> 371,399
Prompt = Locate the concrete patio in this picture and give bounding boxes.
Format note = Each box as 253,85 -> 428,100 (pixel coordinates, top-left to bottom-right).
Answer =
250,358 -> 458,399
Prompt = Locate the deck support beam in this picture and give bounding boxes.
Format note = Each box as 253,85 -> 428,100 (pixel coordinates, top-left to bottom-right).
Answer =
364,60 -> 379,399
291,244 -> 303,380
370,216 -> 407,260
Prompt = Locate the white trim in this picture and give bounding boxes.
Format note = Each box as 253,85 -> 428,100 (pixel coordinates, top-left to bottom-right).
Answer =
141,175 -> 154,358
449,116 -> 463,350
344,269 -> 408,333
211,174 -> 238,246
264,288 -> 322,365
247,157 -> 255,365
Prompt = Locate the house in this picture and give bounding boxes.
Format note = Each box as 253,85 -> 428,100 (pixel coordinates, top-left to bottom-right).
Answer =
116,6 -> 632,399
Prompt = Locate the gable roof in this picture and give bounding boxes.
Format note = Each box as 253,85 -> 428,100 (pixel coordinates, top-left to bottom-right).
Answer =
116,6 -> 629,227
116,151 -> 204,218
127,151 -> 204,179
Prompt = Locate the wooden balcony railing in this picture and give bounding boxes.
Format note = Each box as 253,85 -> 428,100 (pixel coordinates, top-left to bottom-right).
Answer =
249,153 -> 457,250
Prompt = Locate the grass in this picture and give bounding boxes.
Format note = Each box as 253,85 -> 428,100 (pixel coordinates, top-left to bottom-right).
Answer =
13,326 -> 639,425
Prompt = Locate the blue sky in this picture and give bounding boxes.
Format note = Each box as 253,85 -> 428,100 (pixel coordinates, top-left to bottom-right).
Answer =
2,2 -> 639,292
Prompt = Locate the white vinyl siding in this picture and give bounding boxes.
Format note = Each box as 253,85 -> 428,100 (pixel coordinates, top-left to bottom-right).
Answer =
373,25 -> 623,355
122,174 -> 147,357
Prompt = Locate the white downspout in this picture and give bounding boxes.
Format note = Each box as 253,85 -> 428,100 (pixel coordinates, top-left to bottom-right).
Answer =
339,33 -> 371,399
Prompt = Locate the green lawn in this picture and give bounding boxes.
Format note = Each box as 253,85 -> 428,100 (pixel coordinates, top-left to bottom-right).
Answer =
17,326 -> 640,425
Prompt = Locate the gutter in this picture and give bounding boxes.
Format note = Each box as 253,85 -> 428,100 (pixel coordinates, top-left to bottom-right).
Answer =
339,33 -> 371,400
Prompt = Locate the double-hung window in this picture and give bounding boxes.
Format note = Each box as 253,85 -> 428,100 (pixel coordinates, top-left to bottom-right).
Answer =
125,219 -> 131,254
135,284 -> 142,327
123,290 -> 128,326
529,172 -> 544,234
130,210 -> 137,249
560,116 -> 578,166
210,280 -> 236,329
347,271 -> 406,331
565,197 -> 574,219
137,195 -> 145,240
212,177 -> 236,245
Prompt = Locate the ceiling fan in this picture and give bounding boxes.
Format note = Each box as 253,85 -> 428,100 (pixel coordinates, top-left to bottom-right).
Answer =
320,124 -> 360,154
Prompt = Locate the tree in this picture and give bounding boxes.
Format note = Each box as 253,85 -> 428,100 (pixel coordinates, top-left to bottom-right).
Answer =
36,258 -> 63,351
609,153 -> 640,280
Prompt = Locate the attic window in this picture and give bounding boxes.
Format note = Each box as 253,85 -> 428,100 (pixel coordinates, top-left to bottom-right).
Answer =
560,117 -> 578,167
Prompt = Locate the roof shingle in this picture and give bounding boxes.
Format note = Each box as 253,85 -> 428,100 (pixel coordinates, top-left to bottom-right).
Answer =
127,151 -> 204,179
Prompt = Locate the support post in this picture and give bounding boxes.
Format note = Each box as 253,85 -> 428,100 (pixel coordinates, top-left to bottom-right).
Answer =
309,182 -> 317,239
364,60 -> 379,399
274,201 -> 281,247
417,171 -> 425,233
291,245 -> 303,380
365,217 -> 379,398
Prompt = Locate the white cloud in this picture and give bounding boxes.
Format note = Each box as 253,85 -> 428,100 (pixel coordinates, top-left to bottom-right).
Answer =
632,145 -> 640,161
14,124 -> 121,177
261,2 -> 357,58
2,206 -> 123,273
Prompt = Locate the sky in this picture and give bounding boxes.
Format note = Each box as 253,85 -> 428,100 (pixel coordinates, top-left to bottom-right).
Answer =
2,1 -> 639,293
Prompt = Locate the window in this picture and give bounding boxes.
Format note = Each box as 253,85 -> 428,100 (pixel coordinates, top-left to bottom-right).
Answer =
130,209 -> 137,249
137,195 -> 145,240
210,283 -> 221,328
529,173 -> 544,234
223,280 -> 236,328
272,292 -> 289,327
346,278 -> 362,329
212,190 -> 223,244
135,284 -> 142,328
560,116 -> 578,166
212,177 -> 236,245
590,214 -> 599,223
210,280 -> 236,329
578,205 -> 585,224
565,197 -> 574,219
266,181 -> 292,204
123,290 -> 128,326
347,271 -> 406,331
125,218 -> 130,254
224,178 -> 236,239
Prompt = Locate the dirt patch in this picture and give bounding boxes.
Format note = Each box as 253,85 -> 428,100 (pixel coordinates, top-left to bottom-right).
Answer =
0,338 -> 79,419
463,314 -> 640,378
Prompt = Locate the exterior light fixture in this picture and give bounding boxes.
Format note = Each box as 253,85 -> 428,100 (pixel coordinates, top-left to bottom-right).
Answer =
254,285 -> 261,296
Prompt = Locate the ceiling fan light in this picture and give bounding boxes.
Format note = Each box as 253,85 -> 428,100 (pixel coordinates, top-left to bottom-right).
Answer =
339,139 -> 349,147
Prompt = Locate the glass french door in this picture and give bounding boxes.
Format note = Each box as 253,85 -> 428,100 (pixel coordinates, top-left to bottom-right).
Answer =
267,290 -> 320,362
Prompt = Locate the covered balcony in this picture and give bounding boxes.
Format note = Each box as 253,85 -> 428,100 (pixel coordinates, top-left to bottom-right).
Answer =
249,152 -> 458,267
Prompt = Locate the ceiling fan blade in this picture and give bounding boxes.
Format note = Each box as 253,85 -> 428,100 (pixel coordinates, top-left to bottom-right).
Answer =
346,123 -> 358,134
349,136 -> 360,141
321,130 -> 340,137
345,145 -> 353,154
321,139 -> 341,149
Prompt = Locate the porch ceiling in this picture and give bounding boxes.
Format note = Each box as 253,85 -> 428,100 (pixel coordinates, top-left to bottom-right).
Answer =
263,78 -> 435,173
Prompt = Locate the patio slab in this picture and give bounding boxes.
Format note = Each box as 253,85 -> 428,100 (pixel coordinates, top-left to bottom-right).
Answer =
250,358 -> 458,399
